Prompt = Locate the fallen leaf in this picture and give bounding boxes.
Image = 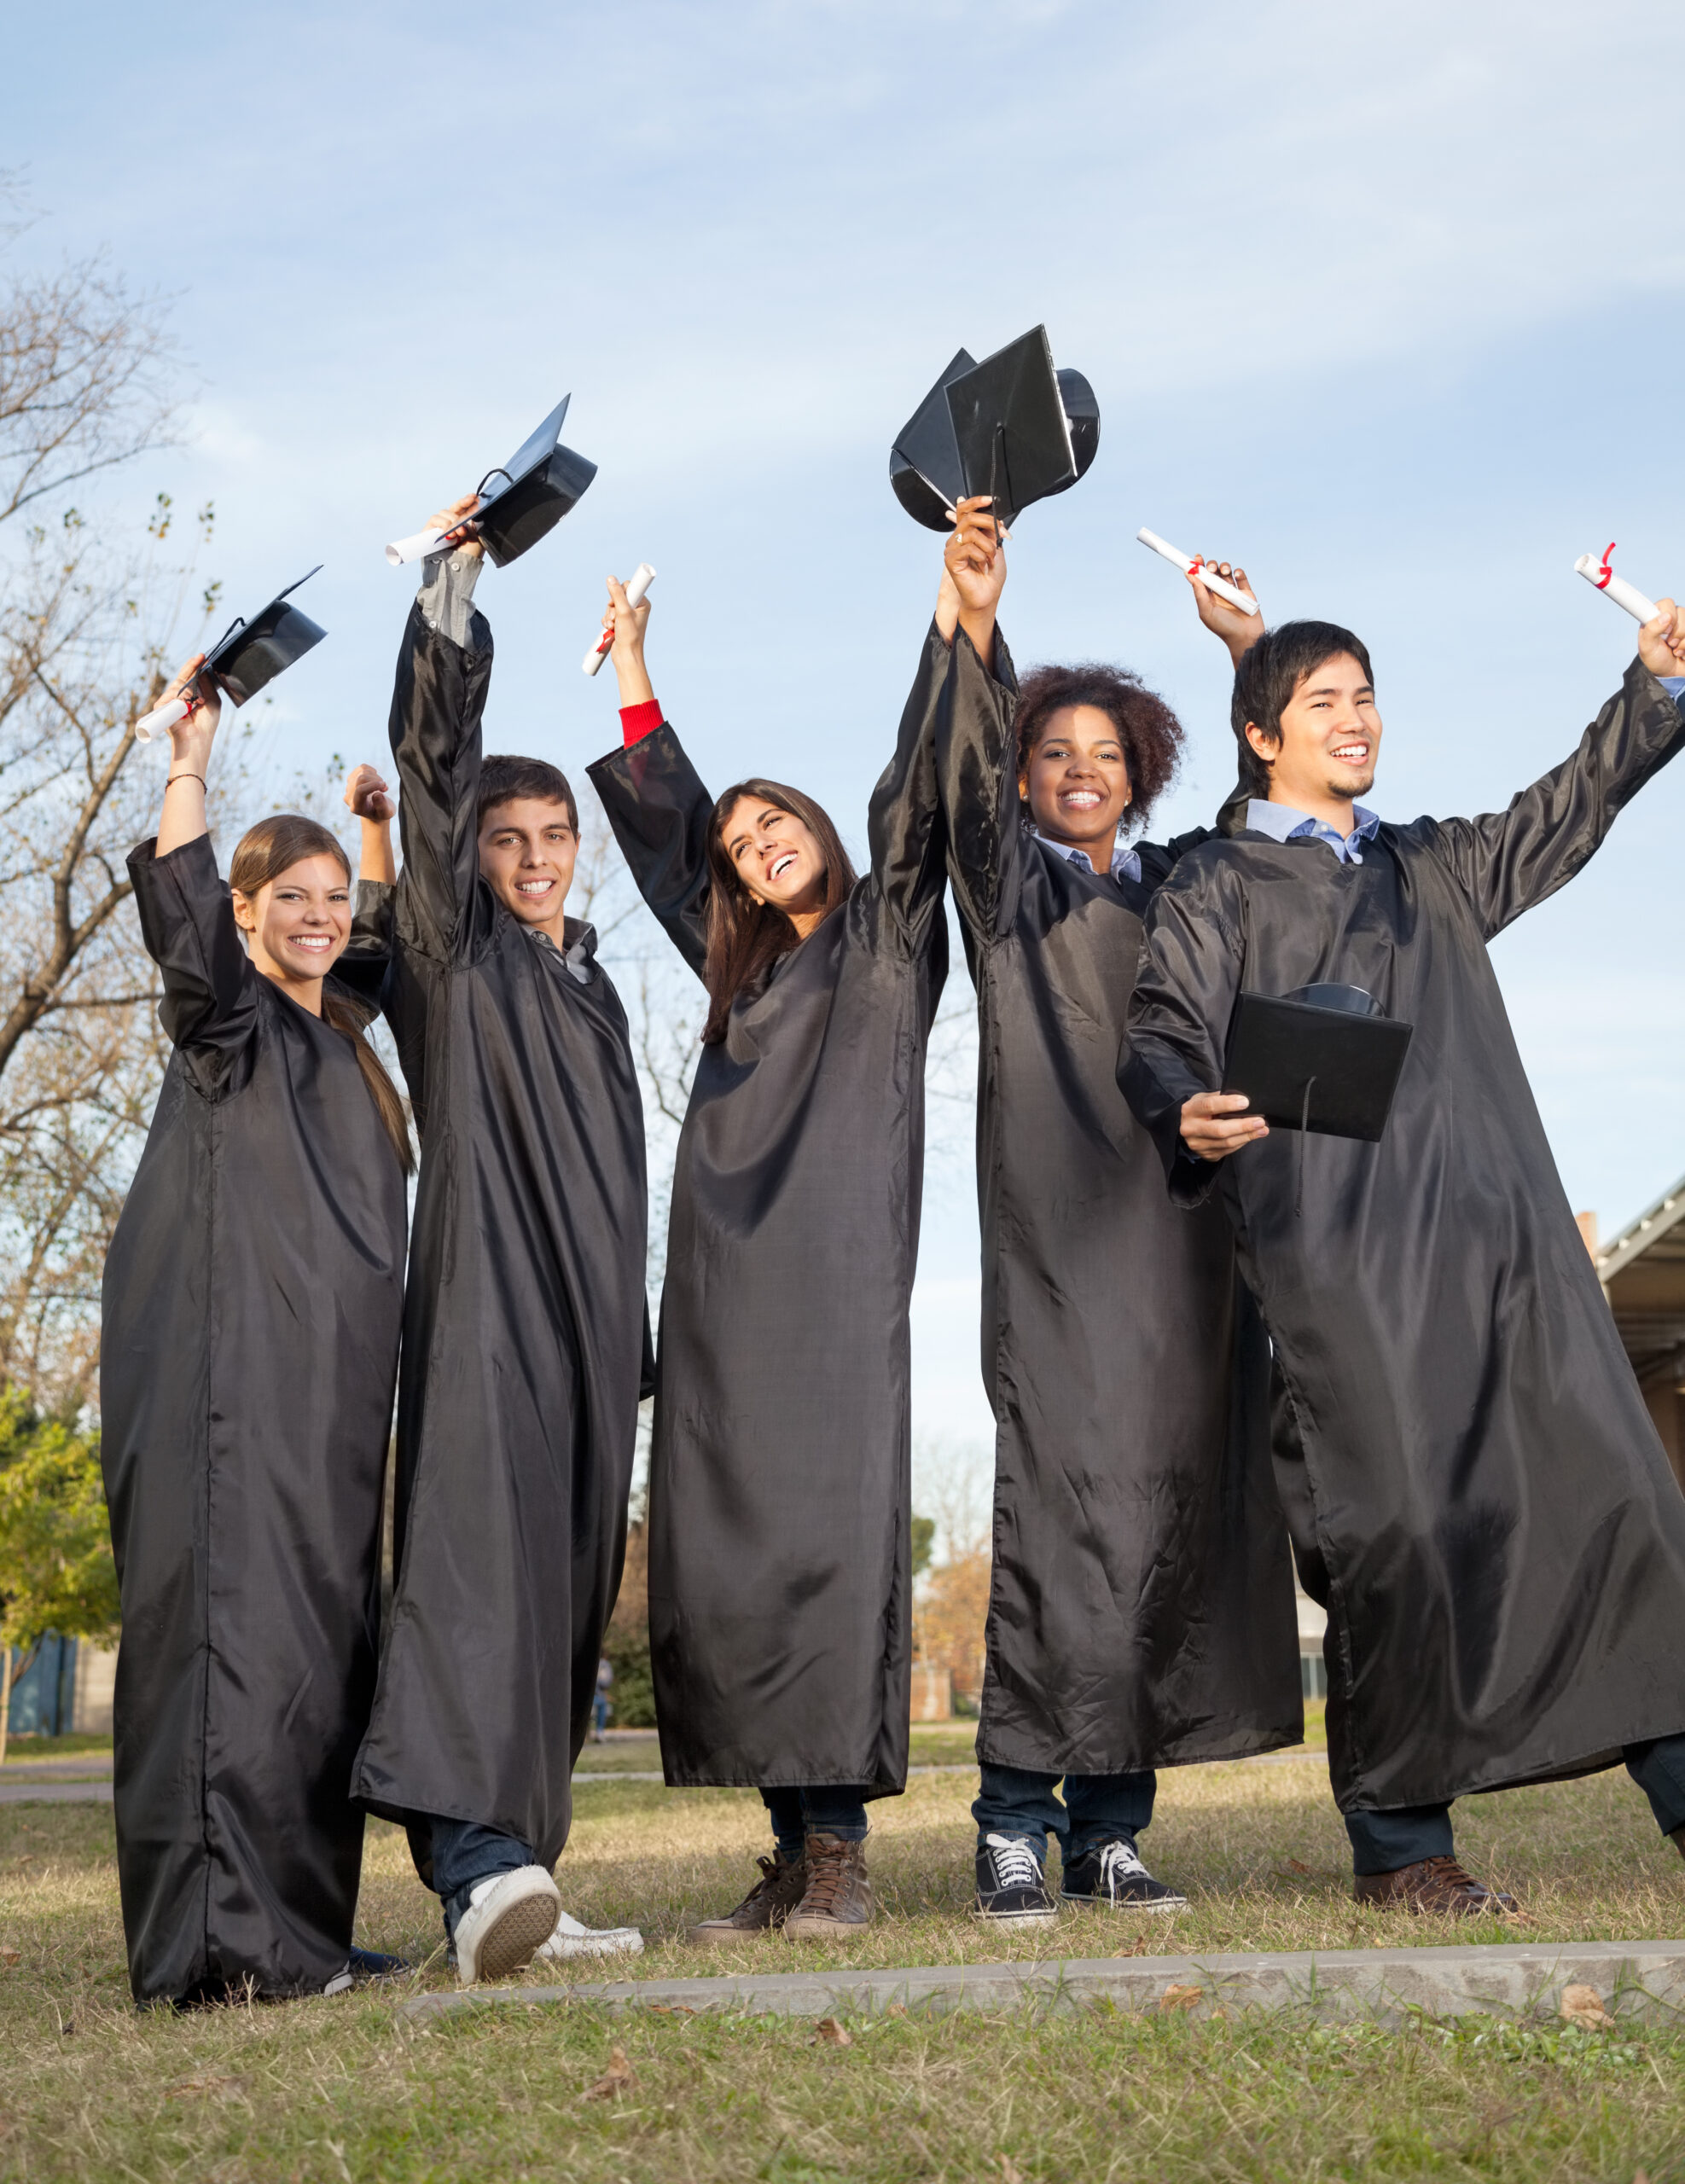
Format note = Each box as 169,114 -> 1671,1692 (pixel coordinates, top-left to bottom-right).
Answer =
1560,1984 -> 1615,2031
1633,2170 -> 1652,2184
584,2046 -> 637,2100
645,2002 -> 695,2017
998,2158 -> 1026,2184
166,2073 -> 244,2100
1281,1859 -> 1312,1876
814,2016 -> 852,2047
0,1947 -> 19,1966
1115,1935 -> 1150,1958
1159,1984 -> 1203,2013
884,2002 -> 907,2018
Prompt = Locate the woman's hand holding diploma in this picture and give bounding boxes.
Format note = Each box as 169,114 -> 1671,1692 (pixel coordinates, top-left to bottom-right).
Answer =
601,574 -> 656,709
155,654 -> 221,858
1636,596 -> 1685,678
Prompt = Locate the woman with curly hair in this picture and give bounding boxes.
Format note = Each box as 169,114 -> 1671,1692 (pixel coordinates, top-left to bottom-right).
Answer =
935,501 -> 1301,1926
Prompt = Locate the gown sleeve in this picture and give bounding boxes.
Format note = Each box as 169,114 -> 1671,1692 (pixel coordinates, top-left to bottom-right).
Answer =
329,879 -> 394,1018
386,576 -> 497,962
586,723 -> 714,981
866,619 -> 954,951
1420,659 -> 1685,940
1118,857 -> 1249,1207
933,623 -> 1026,944
127,834 -> 260,1099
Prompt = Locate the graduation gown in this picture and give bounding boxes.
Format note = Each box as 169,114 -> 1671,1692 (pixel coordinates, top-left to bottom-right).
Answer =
100,837 -> 405,2005
352,601 -> 648,1871
1122,659 -> 1685,1813
937,629 -> 1300,1775
586,625 -> 949,1792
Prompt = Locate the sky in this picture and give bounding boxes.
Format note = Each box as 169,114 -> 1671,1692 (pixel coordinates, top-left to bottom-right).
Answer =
10,0 -> 1685,1482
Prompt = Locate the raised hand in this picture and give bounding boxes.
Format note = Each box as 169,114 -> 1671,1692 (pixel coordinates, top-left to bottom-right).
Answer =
429,492 -> 484,560
343,764 -> 395,826
604,575 -> 655,708
942,496 -> 1007,662
1188,557 -> 1262,666
1638,598 -> 1685,678
159,653 -> 220,764
1180,1089 -> 1269,1160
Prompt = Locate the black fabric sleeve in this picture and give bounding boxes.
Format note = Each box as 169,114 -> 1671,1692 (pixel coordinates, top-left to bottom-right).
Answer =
387,599 -> 496,961
331,879 -> 394,1018
586,723 -> 714,981
128,834 -> 259,1096
1119,860 -> 1249,1207
934,623 -> 1025,944
865,619 -> 952,952
1418,659 -> 1685,941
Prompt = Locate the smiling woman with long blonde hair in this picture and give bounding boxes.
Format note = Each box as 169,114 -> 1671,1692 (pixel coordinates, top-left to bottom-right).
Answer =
100,654 -> 409,2007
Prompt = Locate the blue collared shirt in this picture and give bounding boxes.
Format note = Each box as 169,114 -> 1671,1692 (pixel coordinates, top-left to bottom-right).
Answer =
1245,799 -> 1381,865
1035,828 -> 1142,886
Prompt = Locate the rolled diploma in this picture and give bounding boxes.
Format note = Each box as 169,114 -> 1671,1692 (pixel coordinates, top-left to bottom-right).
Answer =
583,563 -> 657,676
1136,528 -> 1260,617
1574,553 -> 1659,624
134,694 -> 191,746
385,526 -> 450,568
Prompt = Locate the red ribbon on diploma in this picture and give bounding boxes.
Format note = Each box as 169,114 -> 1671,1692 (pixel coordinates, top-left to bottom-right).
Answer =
1596,543 -> 1617,591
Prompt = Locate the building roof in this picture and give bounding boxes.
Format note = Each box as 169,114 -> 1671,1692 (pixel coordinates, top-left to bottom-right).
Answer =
1597,1172 -> 1685,1392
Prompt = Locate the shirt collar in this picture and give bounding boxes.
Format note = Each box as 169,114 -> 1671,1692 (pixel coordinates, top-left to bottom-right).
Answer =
1034,828 -> 1143,886
1245,798 -> 1380,864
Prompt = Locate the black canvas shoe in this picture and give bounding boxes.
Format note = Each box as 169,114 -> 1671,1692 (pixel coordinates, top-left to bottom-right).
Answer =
1060,1837 -> 1187,1913
974,1832 -> 1058,1925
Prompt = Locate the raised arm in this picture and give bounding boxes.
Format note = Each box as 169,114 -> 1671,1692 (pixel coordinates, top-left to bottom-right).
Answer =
1120,858 -> 1264,1205
386,501 -> 494,960
584,577 -> 712,979
1424,626 -> 1685,939
866,615 -> 952,951
928,497 -> 1025,942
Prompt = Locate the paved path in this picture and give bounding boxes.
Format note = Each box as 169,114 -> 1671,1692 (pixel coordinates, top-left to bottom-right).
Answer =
404,1937 -> 1685,2028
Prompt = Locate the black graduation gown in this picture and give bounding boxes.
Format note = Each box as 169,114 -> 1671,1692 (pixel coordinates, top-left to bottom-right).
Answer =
352,601 -> 648,1873
586,625 -> 949,1792
1122,659 -> 1685,1813
100,837 -> 405,2005
937,629 -> 1300,1775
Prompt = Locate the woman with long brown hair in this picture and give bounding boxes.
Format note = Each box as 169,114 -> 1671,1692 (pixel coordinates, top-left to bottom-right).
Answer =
587,573 -> 949,1944
100,653 -> 410,2007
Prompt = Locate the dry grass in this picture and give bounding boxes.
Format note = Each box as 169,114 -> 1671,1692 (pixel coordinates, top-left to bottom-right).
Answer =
3,1752 -> 1685,2181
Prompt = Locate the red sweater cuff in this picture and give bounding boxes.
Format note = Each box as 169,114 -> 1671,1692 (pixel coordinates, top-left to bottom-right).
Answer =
620,699 -> 663,746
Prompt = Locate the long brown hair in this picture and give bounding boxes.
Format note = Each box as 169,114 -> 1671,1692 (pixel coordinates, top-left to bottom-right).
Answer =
229,814 -> 414,1174
700,779 -> 857,1044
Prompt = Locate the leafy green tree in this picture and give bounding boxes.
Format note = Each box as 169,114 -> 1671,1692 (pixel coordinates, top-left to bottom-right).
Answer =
0,1390 -> 117,1755
911,1513 -> 936,1579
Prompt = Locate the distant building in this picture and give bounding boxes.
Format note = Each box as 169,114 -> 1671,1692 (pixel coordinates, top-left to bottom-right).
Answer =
1587,1186 -> 1685,1494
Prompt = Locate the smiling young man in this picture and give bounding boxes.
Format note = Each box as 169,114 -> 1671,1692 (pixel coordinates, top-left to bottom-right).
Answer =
352,502 -> 648,1984
1122,603 -> 1685,1912
934,501 -> 1300,1926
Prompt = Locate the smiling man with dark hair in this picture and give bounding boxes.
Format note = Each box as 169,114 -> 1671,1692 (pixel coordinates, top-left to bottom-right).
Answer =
1123,595 -> 1685,1913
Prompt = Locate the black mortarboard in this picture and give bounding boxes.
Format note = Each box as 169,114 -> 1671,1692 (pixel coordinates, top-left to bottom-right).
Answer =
1222,985 -> 1413,1141
889,327 -> 1100,533
203,568 -> 327,708
469,395 -> 597,567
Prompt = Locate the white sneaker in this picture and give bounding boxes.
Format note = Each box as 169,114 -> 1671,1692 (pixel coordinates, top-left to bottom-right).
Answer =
451,1866 -> 561,1987
533,1908 -> 645,1963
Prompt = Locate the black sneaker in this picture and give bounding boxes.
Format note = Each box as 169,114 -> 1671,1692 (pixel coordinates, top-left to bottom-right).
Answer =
1060,1837 -> 1187,1913
974,1832 -> 1058,1925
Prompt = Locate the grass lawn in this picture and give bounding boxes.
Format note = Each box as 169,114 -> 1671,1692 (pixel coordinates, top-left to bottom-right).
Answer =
2,1747 -> 1682,2181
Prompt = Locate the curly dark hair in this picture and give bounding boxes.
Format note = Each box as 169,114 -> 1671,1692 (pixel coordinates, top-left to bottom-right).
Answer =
1014,662 -> 1184,828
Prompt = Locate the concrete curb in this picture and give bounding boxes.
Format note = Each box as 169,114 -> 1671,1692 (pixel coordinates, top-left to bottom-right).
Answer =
400,1939 -> 1685,2029
0,1780 -> 113,1804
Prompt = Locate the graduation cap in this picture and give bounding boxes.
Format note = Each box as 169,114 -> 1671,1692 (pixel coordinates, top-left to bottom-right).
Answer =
201,567 -> 328,707
889,327 -> 1100,533
468,395 -> 597,566
1222,985 -> 1413,1142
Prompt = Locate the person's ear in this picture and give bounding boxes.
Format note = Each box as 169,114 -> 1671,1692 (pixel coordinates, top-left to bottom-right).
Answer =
230,886 -> 257,932
1243,720 -> 1279,765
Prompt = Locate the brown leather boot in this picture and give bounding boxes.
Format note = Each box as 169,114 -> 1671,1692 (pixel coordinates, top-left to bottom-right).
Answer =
1353,1855 -> 1518,1916
689,1851 -> 808,1946
784,1831 -> 874,1940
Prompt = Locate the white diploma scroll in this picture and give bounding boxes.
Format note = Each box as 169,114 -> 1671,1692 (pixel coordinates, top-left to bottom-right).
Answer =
1136,528 -> 1261,617
583,563 -> 657,676
385,526 -> 451,567
134,694 -> 191,746
1574,546 -> 1660,625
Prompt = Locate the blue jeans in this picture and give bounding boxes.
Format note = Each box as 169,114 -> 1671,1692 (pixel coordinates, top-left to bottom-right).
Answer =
428,1818 -> 536,1937
1345,1734 -> 1685,1874
762,1786 -> 870,1863
973,1763 -> 1157,1862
